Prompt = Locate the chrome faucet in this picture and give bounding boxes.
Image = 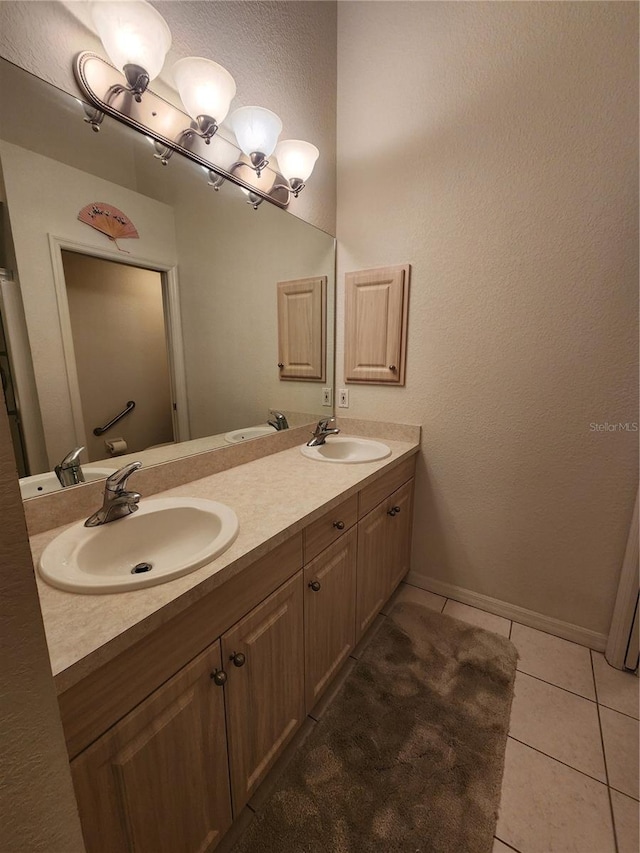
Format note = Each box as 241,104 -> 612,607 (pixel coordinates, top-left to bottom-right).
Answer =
307,417 -> 340,447
55,446 -> 85,487
84,461 -> 142,528
268,410 -> 289,431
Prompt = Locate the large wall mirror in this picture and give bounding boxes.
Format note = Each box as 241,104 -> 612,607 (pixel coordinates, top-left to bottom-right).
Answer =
0,58 -> 335,499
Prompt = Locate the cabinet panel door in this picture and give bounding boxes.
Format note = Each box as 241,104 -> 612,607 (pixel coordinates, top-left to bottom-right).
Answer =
344,264 -> 410,385
385,479 -> 415,595
355,501 -> 388,641
304,528 -> 357,712
71,642 -> 232,853
277,276 -> 326,380
222,571 -> 305,813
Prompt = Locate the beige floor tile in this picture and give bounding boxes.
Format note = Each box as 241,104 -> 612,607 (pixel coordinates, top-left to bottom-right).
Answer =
509,671 -> 606,781
441,599 -> 511,637
493,839 -> 517,853
496,739 -> 615,853
592,652 -> 639,720
510,623 -> 595,700
599,706 -> 639,799
610,789 -> 640,853
380,582 -> 446,615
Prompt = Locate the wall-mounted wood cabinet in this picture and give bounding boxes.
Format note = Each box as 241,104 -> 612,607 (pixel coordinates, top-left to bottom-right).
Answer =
344,264 -> 410,385
66,456 -> 416,853
277,276 -> 326,380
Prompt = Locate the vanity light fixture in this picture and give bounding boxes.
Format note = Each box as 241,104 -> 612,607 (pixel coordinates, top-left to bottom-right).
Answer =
75,3 -> 319,209
154,56 -> 237,164
90,0 -> 171,102
274,140 -> 320,198
230,106 -> 283,178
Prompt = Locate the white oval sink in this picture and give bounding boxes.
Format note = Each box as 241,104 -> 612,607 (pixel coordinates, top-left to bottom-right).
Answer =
300,437 -> 391,464
20,467 -> 116,499
39,497 -> 239,594
224,425 -> 276,444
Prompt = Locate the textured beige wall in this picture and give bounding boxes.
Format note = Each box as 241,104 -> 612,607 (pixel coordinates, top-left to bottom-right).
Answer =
0,395 -> 85,852
0,0 -> 337,234
336,1 -> 639,635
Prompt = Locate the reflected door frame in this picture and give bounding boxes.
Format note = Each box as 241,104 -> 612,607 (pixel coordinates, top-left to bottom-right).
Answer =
47,235 -> 190,455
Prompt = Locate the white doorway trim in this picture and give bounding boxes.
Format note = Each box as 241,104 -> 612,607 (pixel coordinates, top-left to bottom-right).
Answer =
47,235 -> 190,453
606,486 -> 639,671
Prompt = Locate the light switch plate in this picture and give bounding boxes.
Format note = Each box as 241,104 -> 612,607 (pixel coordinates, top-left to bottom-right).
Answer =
338,389 -> 349,408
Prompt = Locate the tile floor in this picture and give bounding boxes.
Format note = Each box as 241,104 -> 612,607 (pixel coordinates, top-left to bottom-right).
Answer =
386,582 -> 639,853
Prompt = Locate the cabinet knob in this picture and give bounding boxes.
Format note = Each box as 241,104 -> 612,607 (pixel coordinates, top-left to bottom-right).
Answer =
211,669 -> 227,686
388,505 -> 401,516
389,365 -> 397,371
333,520 -> 345,530
392,506 -> 401,514
308,580 -> 321,592
277,363 -> 284,369
230,651 -> 246,668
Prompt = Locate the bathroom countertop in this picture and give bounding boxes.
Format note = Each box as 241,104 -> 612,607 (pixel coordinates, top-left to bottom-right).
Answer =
30,434 -> 419,694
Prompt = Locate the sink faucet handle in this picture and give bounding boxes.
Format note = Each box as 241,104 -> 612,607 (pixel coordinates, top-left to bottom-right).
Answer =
58,446 -> 85,468
316,417 -> 336,433
106,461 -> 142,494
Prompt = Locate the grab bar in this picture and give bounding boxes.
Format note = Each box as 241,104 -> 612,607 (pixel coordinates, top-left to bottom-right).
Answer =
93,400 -> 136,436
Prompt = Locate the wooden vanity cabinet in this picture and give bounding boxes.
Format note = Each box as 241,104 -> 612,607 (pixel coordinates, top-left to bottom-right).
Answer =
304,527 -> 357,713
221,571 -> 305,814
356,471 -> 416,641
71,642 -> 232,853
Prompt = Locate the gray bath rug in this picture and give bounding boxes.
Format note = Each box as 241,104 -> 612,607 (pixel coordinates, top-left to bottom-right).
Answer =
231,601 -> 518,853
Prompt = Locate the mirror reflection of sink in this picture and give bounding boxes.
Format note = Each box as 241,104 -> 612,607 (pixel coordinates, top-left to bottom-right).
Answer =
300,437 -> 391,464
224,426 -> 276,444
20,467 -> 116,500
38,497 -> 239,594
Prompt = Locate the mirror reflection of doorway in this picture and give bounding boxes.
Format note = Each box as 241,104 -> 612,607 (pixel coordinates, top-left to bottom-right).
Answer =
61,250 -> 175,462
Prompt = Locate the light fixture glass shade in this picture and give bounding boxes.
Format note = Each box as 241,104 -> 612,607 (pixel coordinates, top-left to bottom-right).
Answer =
274,139 -> 320,182
90,0 -> 171,81
173,57 -> 236,123
230,106 -> 283,158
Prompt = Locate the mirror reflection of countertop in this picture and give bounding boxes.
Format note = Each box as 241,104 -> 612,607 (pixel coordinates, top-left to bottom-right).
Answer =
30,434 -> 420,693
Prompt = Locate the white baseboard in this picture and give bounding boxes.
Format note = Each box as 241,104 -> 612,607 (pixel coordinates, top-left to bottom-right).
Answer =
406,571 -> 608,651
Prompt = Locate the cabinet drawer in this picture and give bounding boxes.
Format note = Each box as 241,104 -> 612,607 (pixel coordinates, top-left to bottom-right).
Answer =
304,494 -> 358,563
358,455 -> 416,519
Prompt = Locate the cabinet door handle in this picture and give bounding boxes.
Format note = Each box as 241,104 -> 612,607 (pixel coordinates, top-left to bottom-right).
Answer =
392,506 -> 401,514
211,669 -> 227,686
277,363 -> 284,368
308,580 -> 321,592
387,506 -> 401,517
230,652 -> 246,668
389,365 -> 397,371
333,520 -> 345,530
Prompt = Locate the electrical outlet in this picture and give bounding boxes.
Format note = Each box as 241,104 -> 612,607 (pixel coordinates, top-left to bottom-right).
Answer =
338,388 -> 349,408
322,387 -> 332,407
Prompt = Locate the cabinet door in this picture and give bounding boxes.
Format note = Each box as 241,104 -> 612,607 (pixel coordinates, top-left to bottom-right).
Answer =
356,499 -> 388,640
277,276 -> 326,380
71,642 -> 232,853
222,571 -> 305,813
385,479 -> 414,594
304,528 -> 357,713
344,264 -> 410,385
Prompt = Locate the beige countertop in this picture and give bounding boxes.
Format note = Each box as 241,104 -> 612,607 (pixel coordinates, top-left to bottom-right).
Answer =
30,434 -> 419,694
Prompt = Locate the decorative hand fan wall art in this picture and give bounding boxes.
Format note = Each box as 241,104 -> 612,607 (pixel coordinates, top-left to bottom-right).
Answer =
78,203 -> 139,253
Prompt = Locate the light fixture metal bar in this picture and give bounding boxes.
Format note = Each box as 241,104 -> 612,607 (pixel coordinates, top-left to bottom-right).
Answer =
74,52 -> 290,208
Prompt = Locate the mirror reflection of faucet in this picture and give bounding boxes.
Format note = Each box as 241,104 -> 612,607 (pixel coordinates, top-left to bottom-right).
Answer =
268,411 -> 289,431
55,446 -> 86,488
